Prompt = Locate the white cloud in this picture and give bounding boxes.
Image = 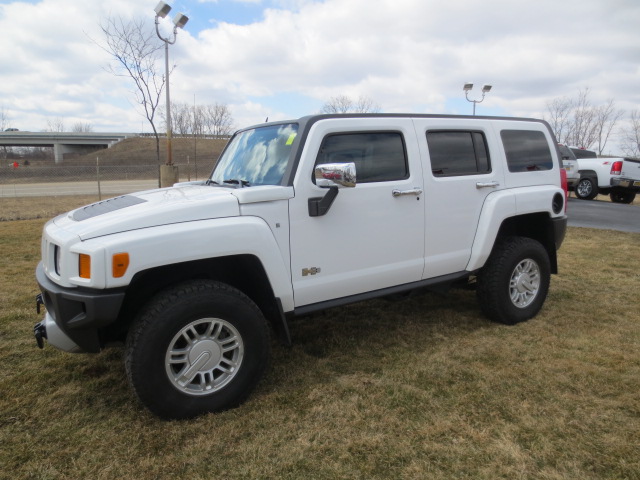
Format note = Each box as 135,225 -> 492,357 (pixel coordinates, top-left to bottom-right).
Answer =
1,0 -> 639,152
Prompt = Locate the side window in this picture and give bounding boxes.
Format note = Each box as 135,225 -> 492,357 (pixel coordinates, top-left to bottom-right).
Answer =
315,132 -> 408,183
501,130 -> 553,172
426,131 -> 491,176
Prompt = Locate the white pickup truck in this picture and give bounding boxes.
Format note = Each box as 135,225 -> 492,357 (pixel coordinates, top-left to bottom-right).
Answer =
574,156 -> 640,203
34,114 -> 568,419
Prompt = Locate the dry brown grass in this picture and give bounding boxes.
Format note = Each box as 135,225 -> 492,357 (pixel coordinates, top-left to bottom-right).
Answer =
0,195 -> 101,221
0,201 -> 638,479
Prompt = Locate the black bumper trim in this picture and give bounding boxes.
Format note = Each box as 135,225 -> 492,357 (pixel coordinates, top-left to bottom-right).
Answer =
35,263 -> 126,352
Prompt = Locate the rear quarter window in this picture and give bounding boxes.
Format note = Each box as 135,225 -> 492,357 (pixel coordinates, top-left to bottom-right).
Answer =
501,130 -> 553,172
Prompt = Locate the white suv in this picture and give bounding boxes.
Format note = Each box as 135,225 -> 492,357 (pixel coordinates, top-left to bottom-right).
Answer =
34,114 -> 568,419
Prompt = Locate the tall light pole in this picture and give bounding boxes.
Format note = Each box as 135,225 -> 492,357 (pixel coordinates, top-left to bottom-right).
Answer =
154,1 -> 188,185
463,83 -> 492,115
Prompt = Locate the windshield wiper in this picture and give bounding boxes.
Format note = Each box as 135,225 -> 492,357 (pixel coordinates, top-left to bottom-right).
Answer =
223,179 -> 251,187
205,179 -> 219,186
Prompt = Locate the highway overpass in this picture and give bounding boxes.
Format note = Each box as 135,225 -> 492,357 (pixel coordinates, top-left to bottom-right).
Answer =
0,131 -> 137,163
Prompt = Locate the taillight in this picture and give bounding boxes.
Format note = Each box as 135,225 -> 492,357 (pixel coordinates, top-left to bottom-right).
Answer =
559,168 -> 568,212
610,160 -> 622,175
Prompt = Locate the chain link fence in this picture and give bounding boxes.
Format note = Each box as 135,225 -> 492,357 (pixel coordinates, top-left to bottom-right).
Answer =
0,161 -> 216,199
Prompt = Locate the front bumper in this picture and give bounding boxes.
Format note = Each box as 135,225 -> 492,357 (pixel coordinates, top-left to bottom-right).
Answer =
35,262 -> 126,353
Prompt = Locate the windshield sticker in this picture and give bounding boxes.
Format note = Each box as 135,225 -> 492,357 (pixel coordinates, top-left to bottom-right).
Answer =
286,133 -> 297,146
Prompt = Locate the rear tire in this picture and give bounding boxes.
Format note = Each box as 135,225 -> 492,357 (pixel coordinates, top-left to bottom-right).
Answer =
610,191 -> 636,204
125,280 -> 270,419
575,177 -> 598,200
477,236 -> 550,325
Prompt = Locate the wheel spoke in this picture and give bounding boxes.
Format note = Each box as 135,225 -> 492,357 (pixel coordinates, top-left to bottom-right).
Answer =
168,347 -> 188,364
221,336 -> 239,352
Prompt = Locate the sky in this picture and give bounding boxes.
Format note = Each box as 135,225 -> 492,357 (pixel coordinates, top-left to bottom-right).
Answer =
1,0 -> 639,153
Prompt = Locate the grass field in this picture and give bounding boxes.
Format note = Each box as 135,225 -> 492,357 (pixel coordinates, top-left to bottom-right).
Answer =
1,198 -> 639,479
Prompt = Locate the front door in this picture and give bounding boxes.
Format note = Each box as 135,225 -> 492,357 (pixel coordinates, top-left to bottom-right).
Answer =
289,118 -> 426,308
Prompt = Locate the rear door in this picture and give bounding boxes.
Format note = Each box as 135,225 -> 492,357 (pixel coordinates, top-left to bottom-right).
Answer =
413,118 -> 505,278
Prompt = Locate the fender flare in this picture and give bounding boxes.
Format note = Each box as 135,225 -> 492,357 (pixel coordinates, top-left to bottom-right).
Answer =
79,216 -> 295,312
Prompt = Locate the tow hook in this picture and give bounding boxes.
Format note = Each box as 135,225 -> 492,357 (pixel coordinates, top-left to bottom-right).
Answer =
35,294 -> 47,349
34,322 -> 47,349
36,293 -> 44,314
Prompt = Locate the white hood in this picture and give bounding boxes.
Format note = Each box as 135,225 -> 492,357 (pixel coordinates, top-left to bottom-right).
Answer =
54,185 -> 240,240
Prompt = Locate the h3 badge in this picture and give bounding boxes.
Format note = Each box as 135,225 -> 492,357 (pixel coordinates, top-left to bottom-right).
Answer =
302,267 -> 321,276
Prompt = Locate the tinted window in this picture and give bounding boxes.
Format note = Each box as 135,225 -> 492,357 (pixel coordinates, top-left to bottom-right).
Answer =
426,131 -> 491,176
558,144 -> 576,160
501,130 -> 553,172
315,132 -> 408,183
570,147 -> 597,159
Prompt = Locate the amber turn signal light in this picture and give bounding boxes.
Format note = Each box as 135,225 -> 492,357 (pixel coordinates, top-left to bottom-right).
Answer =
79,254 -> 91,279
112,253 -> 130,278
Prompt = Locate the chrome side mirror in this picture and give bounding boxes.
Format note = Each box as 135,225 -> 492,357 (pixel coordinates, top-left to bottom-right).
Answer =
309,163 -> 356,217
314,162 -> 356,188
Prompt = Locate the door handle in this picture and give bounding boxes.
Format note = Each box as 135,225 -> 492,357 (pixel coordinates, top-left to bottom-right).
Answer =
392,188 -> 423,197
476,181 -> 500,189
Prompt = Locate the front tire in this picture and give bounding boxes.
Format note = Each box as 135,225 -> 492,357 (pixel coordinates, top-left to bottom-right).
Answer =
575,177 -> 598,200
477,236 -> 551,325
125,280 -> 270,419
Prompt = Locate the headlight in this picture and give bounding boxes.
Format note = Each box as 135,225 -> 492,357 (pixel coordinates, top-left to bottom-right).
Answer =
54,245 -> 61,276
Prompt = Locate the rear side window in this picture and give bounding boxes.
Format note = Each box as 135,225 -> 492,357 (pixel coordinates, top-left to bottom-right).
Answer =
501,130 -> 553,172
426,131 -> 491,176
315,132 -> 408,183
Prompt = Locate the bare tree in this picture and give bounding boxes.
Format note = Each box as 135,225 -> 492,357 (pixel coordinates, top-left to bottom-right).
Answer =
72,122 -> 94,133
96,16 -> 166,164
320,95 -> 381,114
0,106 -> 10,158
566,88 -> 598,149
546,88 -> 621,152
0,106 -> 9,131
46,117 -> 65,132
164,102 -> 234,137
621,110 -> 640,158
202,103 -> 234,136
593,99 -> 624,155
168,102 -> 192,137
545,96 -> 572,143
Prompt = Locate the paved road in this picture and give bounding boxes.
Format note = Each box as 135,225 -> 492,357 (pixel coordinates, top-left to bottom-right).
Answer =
0,179 -> 158,198
567,196 -> 640,233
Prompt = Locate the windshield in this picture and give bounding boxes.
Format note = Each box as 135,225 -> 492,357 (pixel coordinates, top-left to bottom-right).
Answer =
210,123 -> 298,186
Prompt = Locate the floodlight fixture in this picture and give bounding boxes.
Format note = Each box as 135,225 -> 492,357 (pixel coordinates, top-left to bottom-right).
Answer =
154,2 -> 190,169
463,82 -> 493,115
154,1 -> 171,18
173,12 -> 189,29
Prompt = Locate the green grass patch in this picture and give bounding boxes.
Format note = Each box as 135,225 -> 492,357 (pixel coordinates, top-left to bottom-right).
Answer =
1,212 -> 639,479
